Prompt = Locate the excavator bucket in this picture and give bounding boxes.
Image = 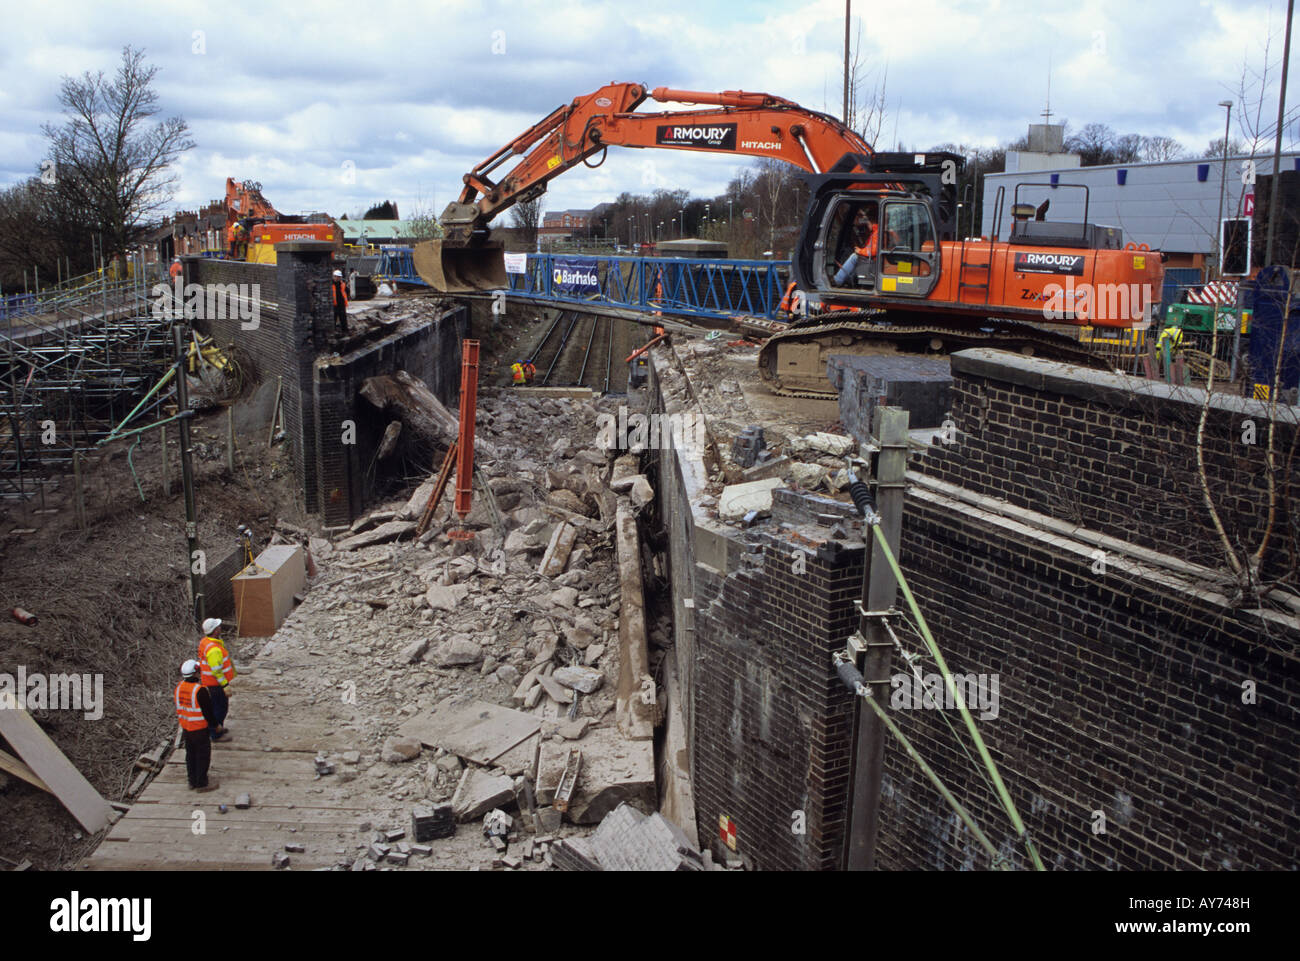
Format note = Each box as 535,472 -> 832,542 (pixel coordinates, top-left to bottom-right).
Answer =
412,240 -> 507,293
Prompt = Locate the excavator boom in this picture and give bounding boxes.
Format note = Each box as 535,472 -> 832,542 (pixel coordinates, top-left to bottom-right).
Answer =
417,82 -> 874,290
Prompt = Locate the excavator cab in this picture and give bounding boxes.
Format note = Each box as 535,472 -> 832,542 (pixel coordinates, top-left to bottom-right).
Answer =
799,160 -> 958,307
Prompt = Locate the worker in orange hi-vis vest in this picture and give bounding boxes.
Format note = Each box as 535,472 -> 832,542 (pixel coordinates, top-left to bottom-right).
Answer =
523,359 -> 536,384
175,660 -> 220,792
332,269 -> 349,334
511,361 -> 527,385
197,617 -> 235,742
169,258 -> 182,281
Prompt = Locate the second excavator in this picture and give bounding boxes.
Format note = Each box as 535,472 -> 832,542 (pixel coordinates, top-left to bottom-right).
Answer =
414,82 -> 1164,396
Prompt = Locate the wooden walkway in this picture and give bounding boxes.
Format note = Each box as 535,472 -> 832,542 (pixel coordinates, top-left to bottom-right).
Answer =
83,663 -> 401,871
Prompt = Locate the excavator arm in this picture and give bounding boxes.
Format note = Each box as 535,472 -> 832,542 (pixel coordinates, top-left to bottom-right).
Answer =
418,82 -> 875,290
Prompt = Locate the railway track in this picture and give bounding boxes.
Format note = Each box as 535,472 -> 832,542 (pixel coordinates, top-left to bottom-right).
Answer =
526,310 -> 639,392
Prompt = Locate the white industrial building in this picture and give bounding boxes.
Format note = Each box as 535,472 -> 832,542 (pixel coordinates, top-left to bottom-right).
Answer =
982,151 -> 1300,273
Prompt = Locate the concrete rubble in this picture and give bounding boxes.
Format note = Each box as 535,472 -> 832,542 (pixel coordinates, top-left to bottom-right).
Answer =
224,390 -> 660,869
550,802 -> 705,871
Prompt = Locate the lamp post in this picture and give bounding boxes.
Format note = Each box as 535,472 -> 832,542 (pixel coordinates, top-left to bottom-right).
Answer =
1215,99 -> 1233,279
679,209 -> 685,238
728,198 -> 734,224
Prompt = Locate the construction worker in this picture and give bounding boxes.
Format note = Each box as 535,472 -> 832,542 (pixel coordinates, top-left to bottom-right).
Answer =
833,205 -> 879,286
523,359 -> 537,384
1156,323 -> 1185,373
332,268 -> 349,334
198,617 -> 235,741
511,360 -> 527,385
228,221 -> 247,259
168,257 -> 182,281
175,660 -> 219,792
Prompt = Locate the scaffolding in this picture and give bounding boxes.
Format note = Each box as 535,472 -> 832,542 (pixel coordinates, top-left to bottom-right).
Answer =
1,254 -> 176,503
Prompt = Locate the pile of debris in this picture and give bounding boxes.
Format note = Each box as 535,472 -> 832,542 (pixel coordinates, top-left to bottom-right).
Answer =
239,389 -> 662,868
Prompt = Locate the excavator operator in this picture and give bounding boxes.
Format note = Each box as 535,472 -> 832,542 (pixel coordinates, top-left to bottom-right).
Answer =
833,204 -> 879,287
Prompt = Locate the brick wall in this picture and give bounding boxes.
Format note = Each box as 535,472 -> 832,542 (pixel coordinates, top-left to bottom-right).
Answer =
653,345 -> 1299,872
313,305 -> 467,526
921,351 -> 1300,577
881,490 -> 1300,870
650,351 -> 866,870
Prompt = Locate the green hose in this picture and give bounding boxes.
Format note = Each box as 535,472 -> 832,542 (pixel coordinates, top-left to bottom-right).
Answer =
869,520 -> 1047,872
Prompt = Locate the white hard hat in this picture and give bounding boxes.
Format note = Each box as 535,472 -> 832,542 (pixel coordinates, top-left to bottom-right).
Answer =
333,269 -> 343,277
202,617 -> 222,635
181,659 -> 200,677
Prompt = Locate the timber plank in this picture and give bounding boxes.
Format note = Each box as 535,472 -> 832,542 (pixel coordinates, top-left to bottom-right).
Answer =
0,705 -> 112,832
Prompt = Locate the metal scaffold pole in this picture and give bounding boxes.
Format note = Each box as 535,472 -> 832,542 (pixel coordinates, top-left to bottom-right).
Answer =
173,325 -> 204,625
844,406 -> 909,870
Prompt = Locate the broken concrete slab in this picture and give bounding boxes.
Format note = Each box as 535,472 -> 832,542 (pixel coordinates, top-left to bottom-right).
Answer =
336,520 -> 417,551
553,665 -> 604,694
433,636 -> 482,667
425,583 -> 469,611
717,477 -> 783,521
397,698 -> 541,766
536,673 -> 574,705
629,476 -> 655,508
613,505 -> 654,741
535,724 -> 654,824
789,462 -> 827,489
400,638 -> 430,664
450,768 -> 515,822
551,802 -> 704,871
609,455 -> 641,492
557,718 -> 590,740
797,431 -> 855,457
538,522 -> 578,577
381,737 -> 422,764
741,454 -> 791,482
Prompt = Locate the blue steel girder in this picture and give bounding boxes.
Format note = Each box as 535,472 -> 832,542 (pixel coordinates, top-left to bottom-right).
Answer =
505,253 -> 790,322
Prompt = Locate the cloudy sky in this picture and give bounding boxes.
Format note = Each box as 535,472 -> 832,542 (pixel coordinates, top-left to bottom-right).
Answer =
1,0 -> 1295,225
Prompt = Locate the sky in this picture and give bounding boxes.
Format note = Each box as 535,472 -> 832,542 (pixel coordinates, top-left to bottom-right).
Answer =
0,0 -> 1296,226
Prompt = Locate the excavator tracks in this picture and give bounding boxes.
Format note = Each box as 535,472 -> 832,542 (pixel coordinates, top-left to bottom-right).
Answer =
755,310 -> 1112,398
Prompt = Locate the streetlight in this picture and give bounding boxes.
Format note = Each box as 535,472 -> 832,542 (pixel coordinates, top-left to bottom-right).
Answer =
1215,99 -> 1233,278
679,208 -> 685,238
728,198 -> 734,224
658,220 -> 664,241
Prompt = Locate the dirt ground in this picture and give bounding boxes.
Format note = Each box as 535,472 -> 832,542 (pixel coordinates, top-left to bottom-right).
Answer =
0,389 -> 313,868
0,296 -> 637,870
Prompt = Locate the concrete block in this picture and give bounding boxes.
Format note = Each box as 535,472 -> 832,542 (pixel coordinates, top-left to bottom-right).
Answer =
451,768 -> 515,822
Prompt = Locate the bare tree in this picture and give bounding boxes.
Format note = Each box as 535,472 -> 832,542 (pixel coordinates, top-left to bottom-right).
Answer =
1140,136 -> 1187,162
510,196 -> 542,247
41,46 -> 194,269
845,23 -> 889,145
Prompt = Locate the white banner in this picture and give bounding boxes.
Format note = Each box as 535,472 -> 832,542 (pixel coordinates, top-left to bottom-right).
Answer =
504,252 -> 527,274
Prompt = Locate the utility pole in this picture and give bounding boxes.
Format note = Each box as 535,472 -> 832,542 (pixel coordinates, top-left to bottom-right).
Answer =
843,0 -> 851,124
844,406 -> 909,870
173,325 -> 204,625
1266,0 -> 1295,267
1215,100 -> 1234,279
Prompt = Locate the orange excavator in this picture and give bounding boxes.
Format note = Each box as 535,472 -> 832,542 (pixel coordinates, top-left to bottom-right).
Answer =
414,82 -> 1164,396
222,178 -> 339,265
